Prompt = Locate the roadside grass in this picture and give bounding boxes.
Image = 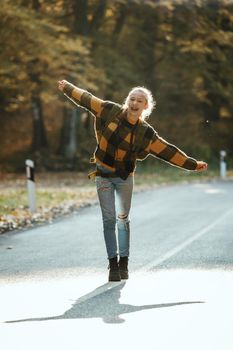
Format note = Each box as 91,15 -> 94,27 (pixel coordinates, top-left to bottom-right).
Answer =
134,162 -> 220,187
0,165 -> 231,234
0,188 -> 96,215
0,189 -> 28,215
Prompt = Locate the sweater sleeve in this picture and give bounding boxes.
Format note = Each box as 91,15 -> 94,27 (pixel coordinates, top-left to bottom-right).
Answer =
63,82 -> 106,118
149,131 -> 198,171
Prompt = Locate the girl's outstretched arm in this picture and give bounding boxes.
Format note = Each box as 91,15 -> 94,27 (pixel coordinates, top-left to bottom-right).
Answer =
149,132 -> 208,171
196,161 -> 208,171
58,80 -> 105,118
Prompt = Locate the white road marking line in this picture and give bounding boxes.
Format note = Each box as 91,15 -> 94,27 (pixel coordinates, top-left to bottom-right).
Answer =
56,207 -> 233,305
63,207 -> 233,305
138,206 -> 233,273
3,205 -> 233,321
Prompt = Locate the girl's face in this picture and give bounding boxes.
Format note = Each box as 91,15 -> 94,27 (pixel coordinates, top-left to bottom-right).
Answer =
127,91 -> 148,120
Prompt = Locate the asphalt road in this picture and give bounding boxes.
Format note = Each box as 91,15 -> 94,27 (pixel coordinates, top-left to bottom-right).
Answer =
0,180 -> 233,350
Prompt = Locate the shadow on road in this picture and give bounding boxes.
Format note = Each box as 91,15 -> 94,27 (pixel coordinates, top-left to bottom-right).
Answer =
5,282 -> 204,324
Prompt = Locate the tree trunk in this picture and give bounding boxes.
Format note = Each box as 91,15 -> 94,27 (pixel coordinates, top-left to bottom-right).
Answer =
140,9 -> 159,86
89,0 -> 107,34
20,0 -> 41,10
31,96 -> 48,151
32,0 -> 41,10
58,107 -> 79,159
112,3 -> 129,38
72,0 -> 89,35
65,109 -> 78,159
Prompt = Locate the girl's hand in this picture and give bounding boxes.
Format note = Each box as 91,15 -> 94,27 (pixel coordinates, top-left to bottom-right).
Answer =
196,161 -> 208,171
58,80 -> 68,92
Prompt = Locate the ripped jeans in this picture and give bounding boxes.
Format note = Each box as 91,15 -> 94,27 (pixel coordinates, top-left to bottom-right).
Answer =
96,170 -> 134,259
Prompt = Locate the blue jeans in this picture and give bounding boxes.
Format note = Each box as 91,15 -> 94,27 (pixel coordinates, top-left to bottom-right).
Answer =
95,167 -> 134,259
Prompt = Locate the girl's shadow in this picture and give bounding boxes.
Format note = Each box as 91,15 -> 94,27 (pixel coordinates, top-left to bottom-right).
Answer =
6,281 -> 204,324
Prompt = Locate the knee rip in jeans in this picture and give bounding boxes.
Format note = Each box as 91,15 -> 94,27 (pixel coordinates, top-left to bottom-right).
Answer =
117,214 -> 129,231
118,214 -> 128,220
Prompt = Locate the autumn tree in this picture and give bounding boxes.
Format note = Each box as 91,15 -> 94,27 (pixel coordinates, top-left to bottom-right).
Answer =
0,0 -> 232,170
0,0 -> 104,160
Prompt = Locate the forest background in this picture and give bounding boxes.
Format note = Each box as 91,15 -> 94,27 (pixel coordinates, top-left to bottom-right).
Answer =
0,0 -> 233,173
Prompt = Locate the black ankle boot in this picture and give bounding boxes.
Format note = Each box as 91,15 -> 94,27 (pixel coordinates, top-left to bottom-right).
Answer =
119,256 -> 129,280
108,257 -> 121,282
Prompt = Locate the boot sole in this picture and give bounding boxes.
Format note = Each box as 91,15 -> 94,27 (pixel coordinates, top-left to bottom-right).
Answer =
120,271 -> 129,280
109,271 -> 121,282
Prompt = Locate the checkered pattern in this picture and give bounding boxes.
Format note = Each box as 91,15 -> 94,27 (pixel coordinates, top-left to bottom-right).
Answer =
63,83 -> 198,172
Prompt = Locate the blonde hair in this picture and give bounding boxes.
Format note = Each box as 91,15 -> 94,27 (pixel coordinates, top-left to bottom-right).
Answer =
123,86 -> 156,120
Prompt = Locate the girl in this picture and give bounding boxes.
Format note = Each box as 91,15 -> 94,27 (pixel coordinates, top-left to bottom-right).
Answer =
58,80 -> 208,281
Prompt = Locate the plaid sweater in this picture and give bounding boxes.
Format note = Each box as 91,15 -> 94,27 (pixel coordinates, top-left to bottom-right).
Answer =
63,82 -> 198,172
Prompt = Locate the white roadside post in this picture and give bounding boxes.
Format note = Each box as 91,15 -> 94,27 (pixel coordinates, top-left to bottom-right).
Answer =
220,150 -> 227,179
25,159 -> 37,213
